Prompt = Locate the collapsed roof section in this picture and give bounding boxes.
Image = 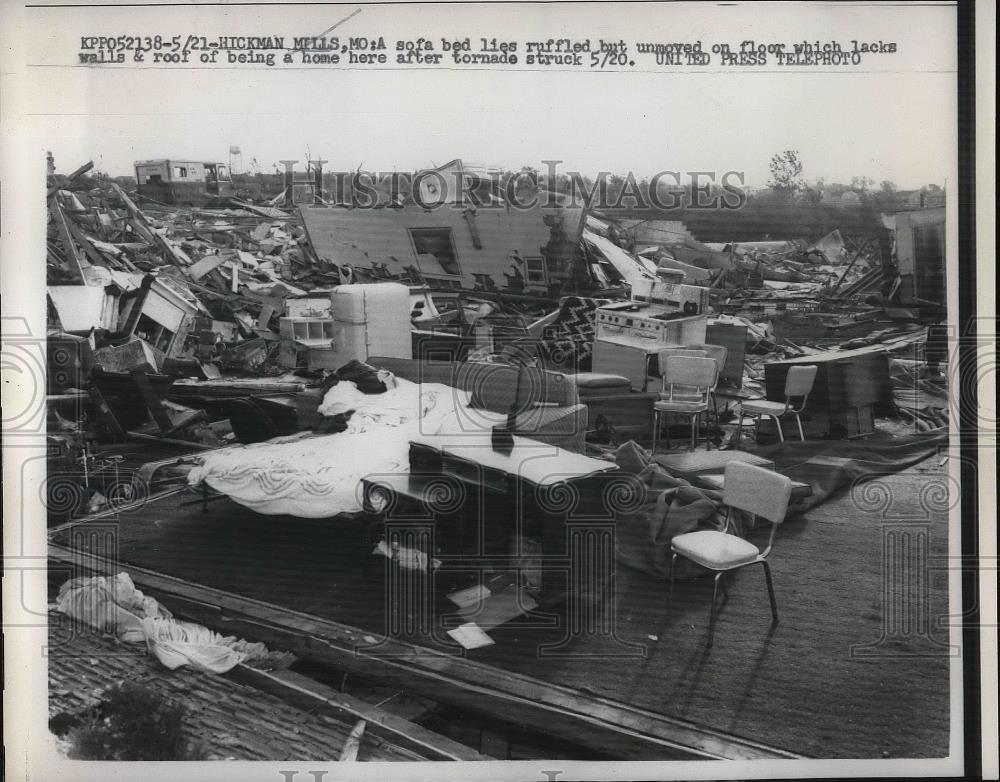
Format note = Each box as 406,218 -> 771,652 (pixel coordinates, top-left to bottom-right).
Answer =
299,202 -> 653,297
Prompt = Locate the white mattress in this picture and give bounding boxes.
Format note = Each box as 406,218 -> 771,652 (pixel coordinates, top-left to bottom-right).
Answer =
187,377 -> 505,518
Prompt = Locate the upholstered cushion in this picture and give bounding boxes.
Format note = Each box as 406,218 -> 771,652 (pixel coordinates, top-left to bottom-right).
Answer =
654,399 -> 708,413
575,373 -> 634,400
574,372 -> 632,390
742,399 -> 788,416
670,530 -> 761,569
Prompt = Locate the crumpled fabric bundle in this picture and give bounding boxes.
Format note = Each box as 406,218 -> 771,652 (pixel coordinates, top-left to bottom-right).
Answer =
189,377 -> 505,517
54,574 -> 276,674
140,616 -> 271,674
334,359 -> 393,394
612,441 -> 724,578
56,573 -> 171,645
317,377 -> 446,431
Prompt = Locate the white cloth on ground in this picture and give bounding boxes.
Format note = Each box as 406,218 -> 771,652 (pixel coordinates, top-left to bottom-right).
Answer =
54,573 -> 273,674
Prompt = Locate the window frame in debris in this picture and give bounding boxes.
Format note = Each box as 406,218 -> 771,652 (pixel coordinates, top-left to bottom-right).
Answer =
407,227 -> 462,277
523,255 -> 548,290
134,313 -> 175,354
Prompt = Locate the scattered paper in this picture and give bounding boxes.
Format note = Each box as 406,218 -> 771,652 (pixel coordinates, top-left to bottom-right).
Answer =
447,584 -> 492,609
446,623 -> 495,650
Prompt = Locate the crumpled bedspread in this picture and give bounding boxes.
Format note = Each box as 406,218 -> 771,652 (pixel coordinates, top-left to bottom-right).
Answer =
54,573 -> 281,673
188,377 -> 506,518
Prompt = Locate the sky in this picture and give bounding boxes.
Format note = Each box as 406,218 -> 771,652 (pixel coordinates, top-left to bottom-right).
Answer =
10,1 -> 958,188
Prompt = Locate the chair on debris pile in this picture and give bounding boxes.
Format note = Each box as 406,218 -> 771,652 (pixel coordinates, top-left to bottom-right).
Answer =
651,354 -> 718,452
668,461 -> 793,647
736,364 -> 818,445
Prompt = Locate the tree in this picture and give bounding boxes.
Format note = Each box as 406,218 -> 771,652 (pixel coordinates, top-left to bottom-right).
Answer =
850,175 -> 874,192
768,150 -> 804,194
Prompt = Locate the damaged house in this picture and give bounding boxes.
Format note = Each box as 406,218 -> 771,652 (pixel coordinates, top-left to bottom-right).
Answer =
300,164 -> 654,298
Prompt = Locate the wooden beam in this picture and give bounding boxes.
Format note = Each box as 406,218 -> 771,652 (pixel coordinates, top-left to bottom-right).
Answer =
338,719 -> 366,761
268,670 -> 467,754
48,542 -> 804,762
130,369 -> 174,433
65,218 -> 110,268
50,200 -> 88,282
229,667 -> 487,761
47,160 -> 94,198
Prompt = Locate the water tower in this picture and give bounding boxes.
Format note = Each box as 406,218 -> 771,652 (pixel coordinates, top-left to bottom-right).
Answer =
228,145 -> 243,176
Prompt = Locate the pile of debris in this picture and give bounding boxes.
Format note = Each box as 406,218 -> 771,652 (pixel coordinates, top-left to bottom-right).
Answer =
44,159 -> 950,525
48,162 -> 328,372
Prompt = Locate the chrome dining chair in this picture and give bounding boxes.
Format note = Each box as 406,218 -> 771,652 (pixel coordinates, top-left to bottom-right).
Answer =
668,460 -> 793,646
686,343 -> 729,425
736,364 -> 818,445
651,354 -> 717,452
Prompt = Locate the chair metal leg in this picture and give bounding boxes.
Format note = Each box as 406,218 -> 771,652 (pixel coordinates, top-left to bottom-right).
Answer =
735,407 -> 744,448
668,552 -> 677,609
795,413 -> 805,441
689,414 -> 697,451
774,416 -> 784,442
707,572 -> 723,647
762,560 -> 779,624
651,410 -> 659,453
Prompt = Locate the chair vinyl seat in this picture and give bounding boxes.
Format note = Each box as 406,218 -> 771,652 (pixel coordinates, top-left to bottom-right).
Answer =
654,399 -> 708,413
741,399 -> 789,416
670,530 -> 761,569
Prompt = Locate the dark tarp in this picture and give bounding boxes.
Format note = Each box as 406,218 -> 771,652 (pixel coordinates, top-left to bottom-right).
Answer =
749,429 -> 949,512
612,431 -> 948,578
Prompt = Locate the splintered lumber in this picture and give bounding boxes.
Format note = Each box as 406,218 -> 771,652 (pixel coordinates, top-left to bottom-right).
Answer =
111,182 -> 191,267
187,253 -> 229,281
50,199 -> 88,281
338,720 -> 367,762
47,161 -> 94,198
110,183 -> 157,243
64,218 -> 110,268
231,200 -> 291,220
48,542 -> 805,762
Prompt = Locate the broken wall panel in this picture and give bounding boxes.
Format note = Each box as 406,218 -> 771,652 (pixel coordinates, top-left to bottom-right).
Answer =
47,286 -> 118,332
893,207 -> 945,305
300,204 -> 587,296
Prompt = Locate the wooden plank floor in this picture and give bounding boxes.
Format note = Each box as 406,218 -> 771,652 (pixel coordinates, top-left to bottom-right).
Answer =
47,612 -> 424,761
48,450 -> 952,760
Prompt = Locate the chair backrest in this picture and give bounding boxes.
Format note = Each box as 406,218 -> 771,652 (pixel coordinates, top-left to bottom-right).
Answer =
784,365 -> 818,399
661,355 -> 718,400
722,461 -> 793,525
687,344 -> 728,383
657,348 -> 706,376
